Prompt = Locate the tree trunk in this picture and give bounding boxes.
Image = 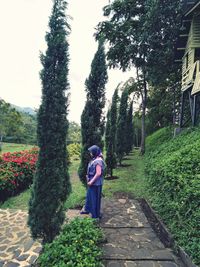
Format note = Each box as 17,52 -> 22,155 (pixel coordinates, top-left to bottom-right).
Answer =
140,75 -> 147,155
0,134 -> 3,151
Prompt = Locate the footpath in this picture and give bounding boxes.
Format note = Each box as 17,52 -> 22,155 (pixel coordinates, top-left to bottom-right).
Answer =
0,197 -> 185,267
100,197 -> 184,267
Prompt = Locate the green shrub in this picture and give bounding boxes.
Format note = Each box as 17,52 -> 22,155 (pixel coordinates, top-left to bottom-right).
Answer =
0,148 -> 38,202
38,217 -> 103,267
145,127 -> 200,265
67,143 -> 81,161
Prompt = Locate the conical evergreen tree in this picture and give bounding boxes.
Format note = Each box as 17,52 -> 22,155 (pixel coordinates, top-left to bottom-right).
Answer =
116,88 -> 129,165
125,100 -> 134,154
105,88 -> 118,177
28,0 -> 71,244
78,41 -> 108,186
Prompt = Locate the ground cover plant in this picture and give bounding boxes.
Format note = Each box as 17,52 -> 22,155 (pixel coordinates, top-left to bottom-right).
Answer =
145,127 -> 200,265
0,148 -> 38,202
38,217 -> 103,267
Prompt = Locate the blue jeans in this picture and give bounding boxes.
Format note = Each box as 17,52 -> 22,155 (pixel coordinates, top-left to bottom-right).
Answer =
85,185 -> 102,218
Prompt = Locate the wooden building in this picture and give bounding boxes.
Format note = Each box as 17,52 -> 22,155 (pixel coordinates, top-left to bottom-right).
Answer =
175,0 -> 200,126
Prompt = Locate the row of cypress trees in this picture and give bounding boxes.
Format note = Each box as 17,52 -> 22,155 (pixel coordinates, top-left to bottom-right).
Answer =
78,43 -> 134,185
78,42 -> 134,186
105,87 -> 134,177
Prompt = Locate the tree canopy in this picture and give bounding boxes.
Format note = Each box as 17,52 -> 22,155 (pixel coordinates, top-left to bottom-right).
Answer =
96,0 -> 183,152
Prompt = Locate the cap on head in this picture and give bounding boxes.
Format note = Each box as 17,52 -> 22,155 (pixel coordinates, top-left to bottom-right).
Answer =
88,145 -> 101,157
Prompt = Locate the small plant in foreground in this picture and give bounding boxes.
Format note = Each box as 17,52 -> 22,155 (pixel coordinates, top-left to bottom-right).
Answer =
38,217 -> 103,267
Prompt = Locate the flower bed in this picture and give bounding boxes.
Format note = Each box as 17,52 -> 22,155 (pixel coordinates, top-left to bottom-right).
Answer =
0,148 -> 38,202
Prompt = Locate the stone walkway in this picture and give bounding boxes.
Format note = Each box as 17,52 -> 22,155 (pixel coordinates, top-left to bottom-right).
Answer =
0,198 -> 185,267
0,209 -> 85,267
0,209 -> 41,267
100,198 -> 185,267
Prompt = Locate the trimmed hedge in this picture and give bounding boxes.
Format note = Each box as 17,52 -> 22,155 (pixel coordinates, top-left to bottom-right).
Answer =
0,148 -> 38,202
145,127 -> 200,265
38,217 -> 103,267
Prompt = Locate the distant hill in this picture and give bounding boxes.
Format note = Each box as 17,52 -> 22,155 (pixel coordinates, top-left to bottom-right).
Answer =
11,105 -> 37,116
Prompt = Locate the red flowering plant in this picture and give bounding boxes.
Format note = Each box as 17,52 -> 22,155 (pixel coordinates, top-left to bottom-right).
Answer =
0,147 -> 38,202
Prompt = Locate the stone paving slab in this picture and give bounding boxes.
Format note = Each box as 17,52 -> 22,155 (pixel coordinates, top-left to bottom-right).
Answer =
100,198 -> 149,228
0,208 -> 85,267
102,228 -> 174,260
100,198 -> 184,267
0,209 -> 42,267
102,260 -> 181,267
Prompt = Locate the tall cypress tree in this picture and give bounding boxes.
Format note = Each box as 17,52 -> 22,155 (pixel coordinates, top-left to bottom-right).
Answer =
78,41 -> 108,186
116,88 -> 129,165
125,100 -> 134,154
105,88 -> 118,177
28,0 -> 71,244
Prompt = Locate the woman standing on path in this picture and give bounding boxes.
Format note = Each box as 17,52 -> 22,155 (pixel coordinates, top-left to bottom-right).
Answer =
80,145 -> 105,219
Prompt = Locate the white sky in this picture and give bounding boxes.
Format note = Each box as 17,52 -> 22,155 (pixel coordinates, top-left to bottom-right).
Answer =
0,0 -> 134,123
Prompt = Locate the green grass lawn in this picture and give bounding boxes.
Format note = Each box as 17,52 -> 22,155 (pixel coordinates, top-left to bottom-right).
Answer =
0,159 -> 86,210
0,149 -> 147,210
1,142 -> 34,153
103,150 -> 147,199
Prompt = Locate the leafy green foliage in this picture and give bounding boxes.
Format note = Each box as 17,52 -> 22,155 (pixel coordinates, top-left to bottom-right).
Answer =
146,83 -> 181,135
0,99 -> 37,145
67,143 -> 81,161
38,218 -> 103,267
20,112 -> 37,145
143,0 -> 182,85
79,41 -> 108,186
145,127 -> 200,265
67,121 -> 81,144
145,127 -> 173,153
0,99 -> 24,145
28,0 -> 71,244
96,0 -> 183,152
96,0 -> 145,71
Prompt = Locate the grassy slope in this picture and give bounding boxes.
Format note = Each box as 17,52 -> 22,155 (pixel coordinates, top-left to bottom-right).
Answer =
145,127 -> 200,266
